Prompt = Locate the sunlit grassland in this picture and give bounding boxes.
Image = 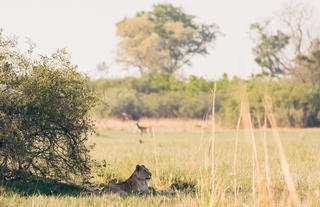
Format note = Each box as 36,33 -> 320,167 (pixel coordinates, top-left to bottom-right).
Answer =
1,119 -> 320,206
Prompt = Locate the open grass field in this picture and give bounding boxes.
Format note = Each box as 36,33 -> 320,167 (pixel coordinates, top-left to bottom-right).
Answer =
1,118 -> 320,206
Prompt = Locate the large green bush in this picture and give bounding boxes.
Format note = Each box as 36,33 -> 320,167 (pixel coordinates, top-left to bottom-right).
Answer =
0,31 -> 96,182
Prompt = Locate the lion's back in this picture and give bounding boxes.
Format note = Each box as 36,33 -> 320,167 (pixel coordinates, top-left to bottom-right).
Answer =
101,182 -> 131,194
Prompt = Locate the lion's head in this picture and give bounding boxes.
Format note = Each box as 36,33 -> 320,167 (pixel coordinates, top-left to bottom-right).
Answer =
134,164 -> 152,182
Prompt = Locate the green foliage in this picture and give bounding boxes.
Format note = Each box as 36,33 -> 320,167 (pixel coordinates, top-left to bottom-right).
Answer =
0,30 -> 97,182
250,22 -> 290,77
91,74 -> 213,120
293,47 -> 320,87
247,80 -> 320,127
215,77 -> 244,126
272,82 -> 320,127
116,3 -> 219,75
147,4 -> 195,33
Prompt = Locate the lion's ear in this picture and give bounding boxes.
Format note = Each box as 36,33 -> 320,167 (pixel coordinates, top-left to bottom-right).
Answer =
136,165 -> 140,171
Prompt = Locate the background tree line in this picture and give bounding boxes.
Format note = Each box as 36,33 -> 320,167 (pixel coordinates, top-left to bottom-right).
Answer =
90,73 -> 320,127
91,2 -> 320,127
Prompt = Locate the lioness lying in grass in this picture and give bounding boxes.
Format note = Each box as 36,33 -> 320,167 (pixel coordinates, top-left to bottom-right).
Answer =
95,165 -> 152,196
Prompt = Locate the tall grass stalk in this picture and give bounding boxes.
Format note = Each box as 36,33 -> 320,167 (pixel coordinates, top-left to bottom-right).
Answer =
242,90 -> 267,206
197,82 -> 217,207
262,114 -> 275,206
151,128 -> 159,183
198,111 -> 210,158
210,82 -> 217,178
233,92 -> 244,207
249,112 -> 267,206
264,95 -> 301,207
209,81 -> 217,206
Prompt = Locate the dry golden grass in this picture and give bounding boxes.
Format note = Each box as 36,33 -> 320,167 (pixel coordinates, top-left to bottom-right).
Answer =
264,94 -> 301,207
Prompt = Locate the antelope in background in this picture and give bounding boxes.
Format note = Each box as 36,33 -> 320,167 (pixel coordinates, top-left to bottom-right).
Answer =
136,121 -> 153,137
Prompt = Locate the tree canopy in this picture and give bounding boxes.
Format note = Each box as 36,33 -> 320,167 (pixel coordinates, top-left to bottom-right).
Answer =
116,3 -> 220,75
294,46 -> 320,87
250,3 -> 319,79
250,22 -> 290,78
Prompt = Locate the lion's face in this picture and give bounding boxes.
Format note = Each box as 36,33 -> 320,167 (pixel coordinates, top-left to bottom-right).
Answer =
135,165 -> 152,182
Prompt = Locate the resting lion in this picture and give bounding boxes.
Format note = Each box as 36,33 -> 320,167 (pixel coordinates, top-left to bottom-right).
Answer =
98,165 -> 152,195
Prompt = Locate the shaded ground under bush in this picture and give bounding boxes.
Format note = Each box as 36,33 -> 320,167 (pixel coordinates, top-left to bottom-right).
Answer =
0,177 -> 87,196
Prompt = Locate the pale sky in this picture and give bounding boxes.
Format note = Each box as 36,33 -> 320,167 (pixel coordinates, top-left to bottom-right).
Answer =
1,0 -> 319,80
